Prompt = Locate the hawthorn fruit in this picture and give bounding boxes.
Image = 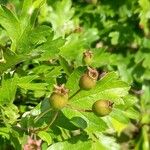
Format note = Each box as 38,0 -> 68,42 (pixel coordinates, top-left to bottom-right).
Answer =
49,84 -> 69,110
79,67 -> 98,90
92,100 -> 113,117
82,50 -> 93,65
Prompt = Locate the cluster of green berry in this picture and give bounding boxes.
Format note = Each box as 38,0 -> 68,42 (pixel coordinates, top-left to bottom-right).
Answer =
49,50 -> 113,117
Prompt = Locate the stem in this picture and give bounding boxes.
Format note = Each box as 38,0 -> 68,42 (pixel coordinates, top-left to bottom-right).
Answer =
12,109 -> 57,134
69,89 -> 81,100
34,111 -> 59,133
67,104 -> 92,113
0,49 -> 6,63
130,89 -> 144,95
92,133 -> 99,140
34,108 -> 52,123
12,125 -> 28,132
62,128 -> 71,139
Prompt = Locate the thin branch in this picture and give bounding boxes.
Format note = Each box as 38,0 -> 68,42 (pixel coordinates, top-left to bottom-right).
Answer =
34,108 -> 52,123
67,104 -> 92,113
69,89 -> 81,100
34,111 -> 59,133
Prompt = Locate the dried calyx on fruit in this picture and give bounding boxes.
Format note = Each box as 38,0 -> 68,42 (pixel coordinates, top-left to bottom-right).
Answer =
82,50 -> 93,65
92,100 -> 113,117
49,84 -> 69,110
79,67 -> 98,90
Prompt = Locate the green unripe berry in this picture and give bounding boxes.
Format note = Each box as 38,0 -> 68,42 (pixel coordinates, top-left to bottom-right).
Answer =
79,73 -> 96,90
79,67 -> 98,90
50,93 -> 68,110
82,50 -> 93,65
92,100 -> 113,117
49,84 -> 69,110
